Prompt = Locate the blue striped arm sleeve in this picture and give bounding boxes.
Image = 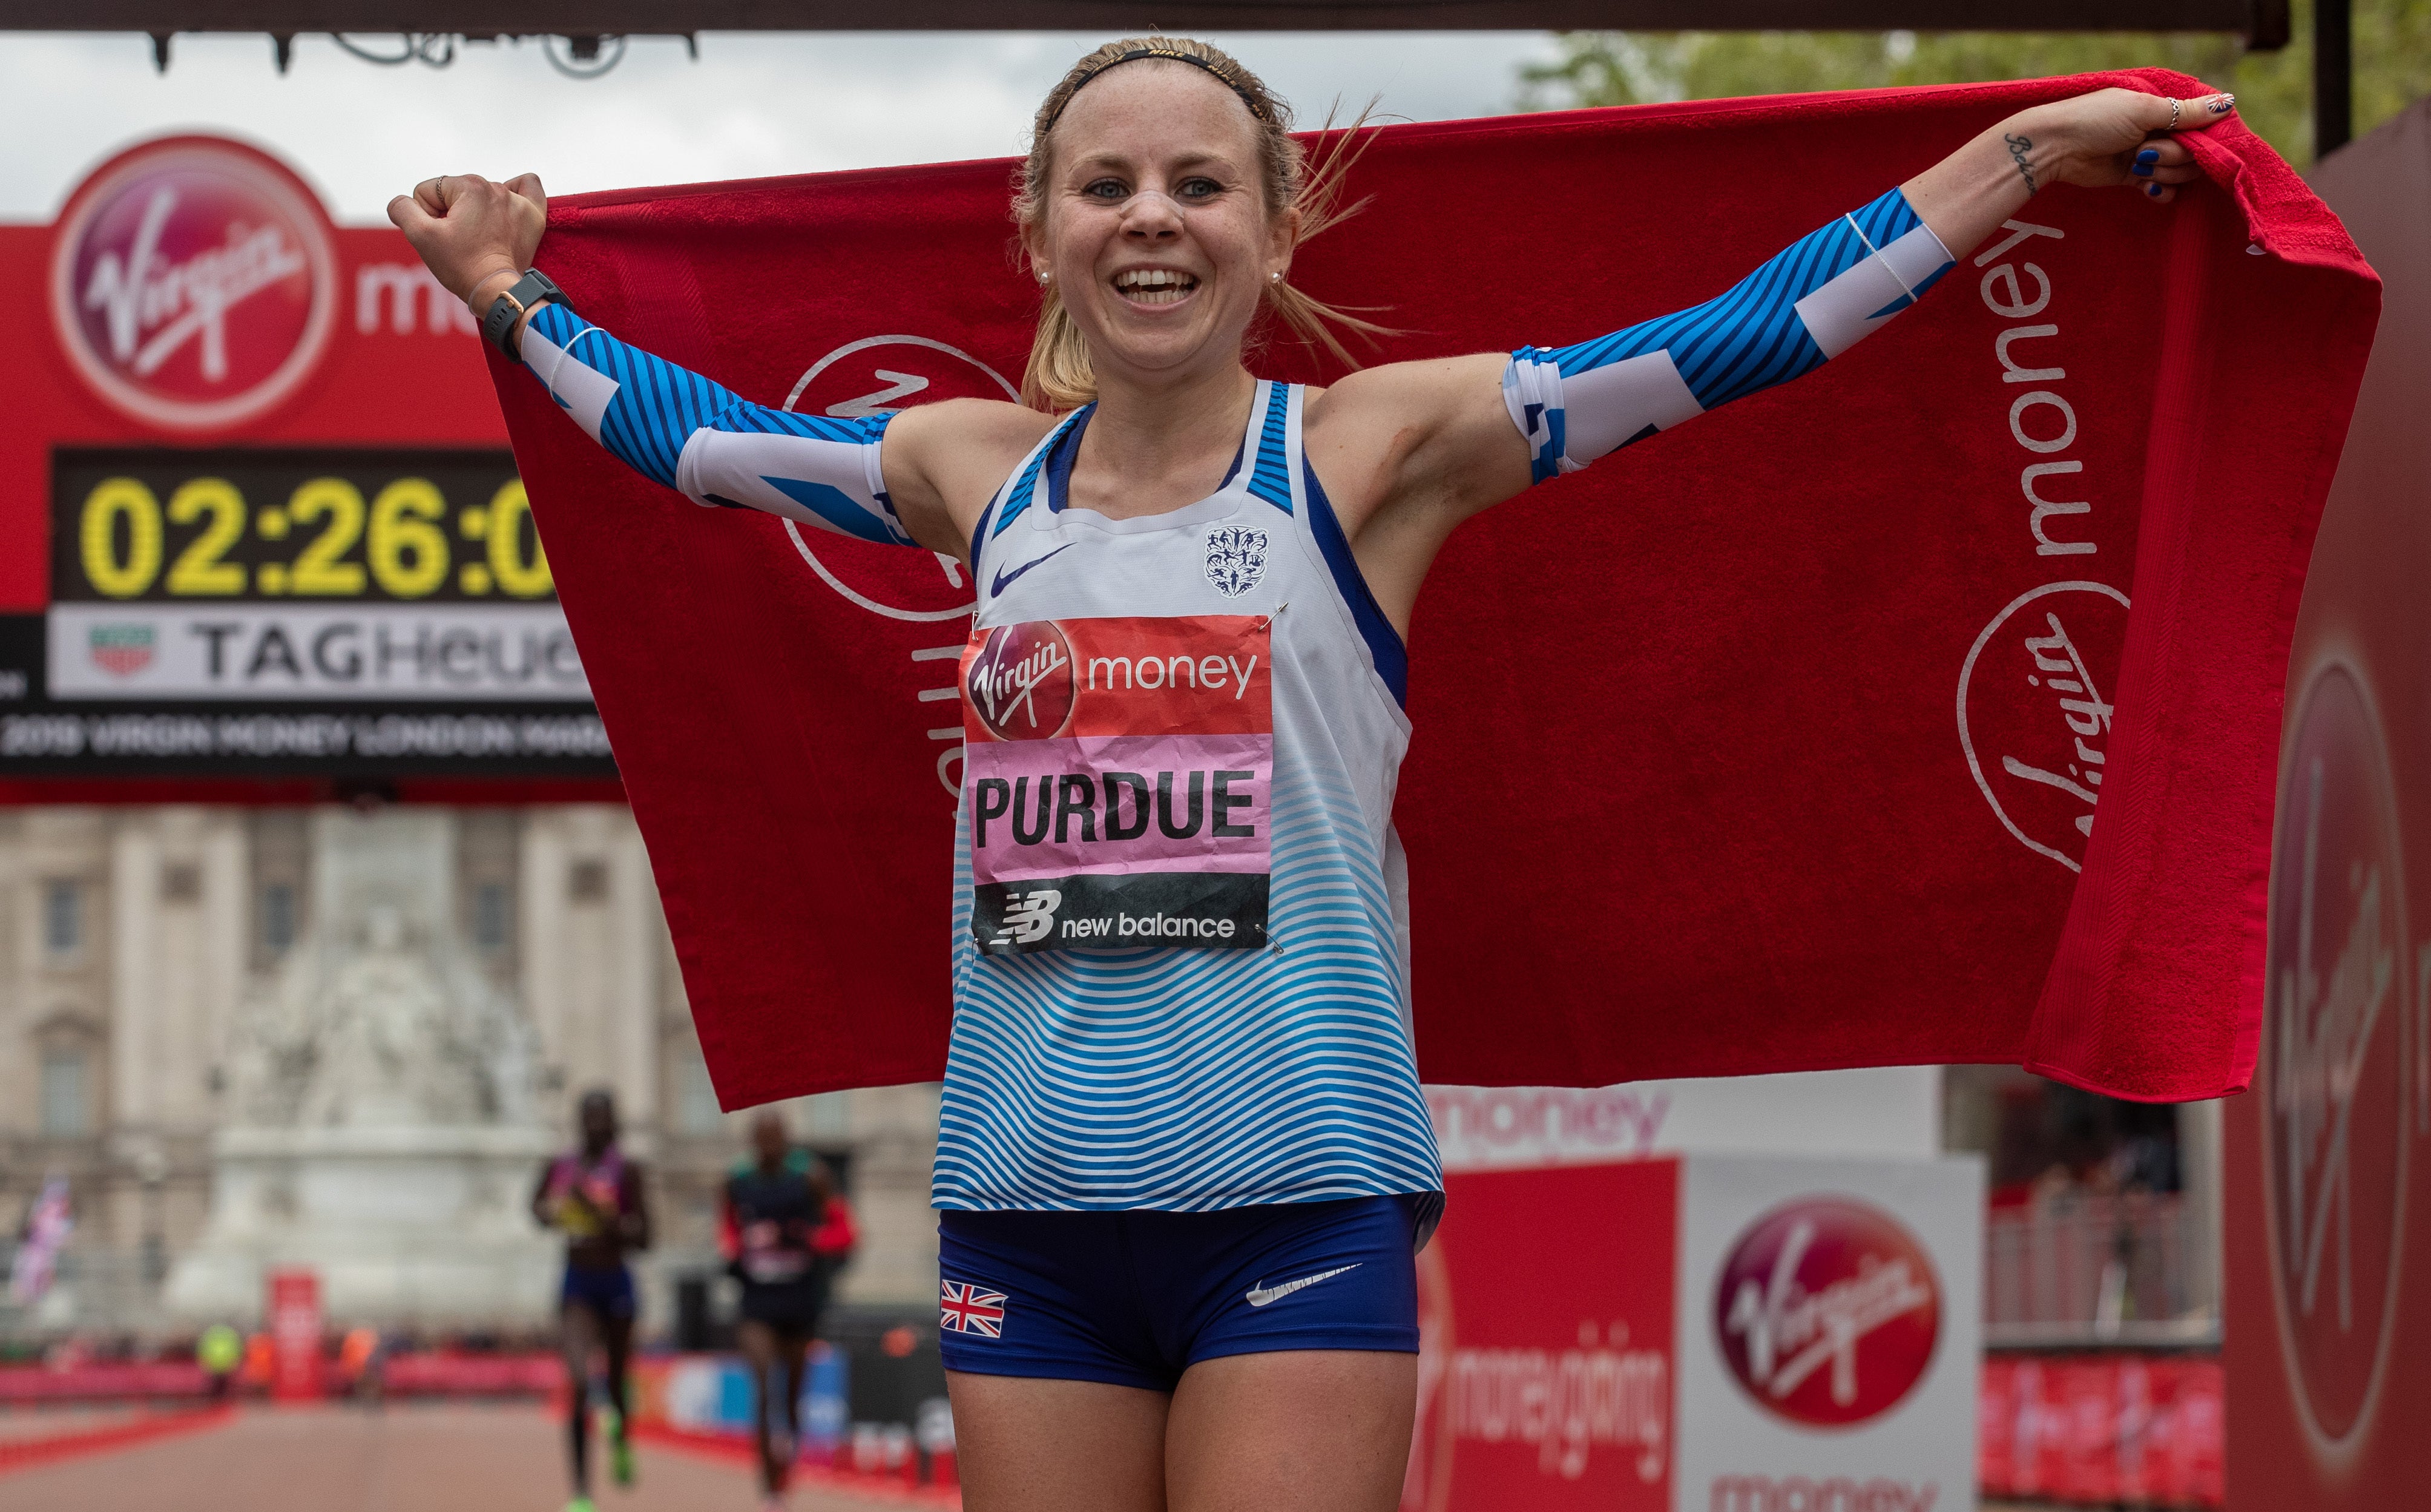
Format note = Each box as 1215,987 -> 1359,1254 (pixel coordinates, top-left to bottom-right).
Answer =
519,302 -> 915,547
1504,187 -> 1956,484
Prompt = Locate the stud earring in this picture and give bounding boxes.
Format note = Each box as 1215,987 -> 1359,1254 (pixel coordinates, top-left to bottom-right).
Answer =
1270,271 -> 1281,283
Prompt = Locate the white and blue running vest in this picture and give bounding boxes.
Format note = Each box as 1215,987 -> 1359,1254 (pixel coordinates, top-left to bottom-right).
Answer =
937,380 -> 1441,1213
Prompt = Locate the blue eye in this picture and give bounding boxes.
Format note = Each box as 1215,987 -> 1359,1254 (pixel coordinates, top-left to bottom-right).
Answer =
1180,178 -> 1222,199
1084,179 -> 1128,200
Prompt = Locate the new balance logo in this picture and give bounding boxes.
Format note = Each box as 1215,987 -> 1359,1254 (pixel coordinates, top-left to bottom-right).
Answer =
1246,1264 -> 1360,1308
992,888 -> 1062,946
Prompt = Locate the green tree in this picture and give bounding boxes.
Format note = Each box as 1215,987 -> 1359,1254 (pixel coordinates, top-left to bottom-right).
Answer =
1520,0 -> 2431,166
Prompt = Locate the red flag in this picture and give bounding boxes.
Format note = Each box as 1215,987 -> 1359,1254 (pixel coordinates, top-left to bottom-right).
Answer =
491,72 -> 2376,1108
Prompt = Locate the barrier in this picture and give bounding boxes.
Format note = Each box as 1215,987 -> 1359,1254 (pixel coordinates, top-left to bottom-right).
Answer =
1977,1353 -> 2222,1507
0,1362 -> 210,1402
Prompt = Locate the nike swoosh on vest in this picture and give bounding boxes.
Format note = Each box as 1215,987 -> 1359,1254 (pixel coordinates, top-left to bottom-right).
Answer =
990,542 -> 1077,597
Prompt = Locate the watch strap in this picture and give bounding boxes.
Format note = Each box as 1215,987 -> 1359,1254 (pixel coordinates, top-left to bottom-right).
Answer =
480,268 -> 567,364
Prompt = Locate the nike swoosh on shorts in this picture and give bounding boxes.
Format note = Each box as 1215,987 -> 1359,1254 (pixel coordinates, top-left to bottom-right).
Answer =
990,542 -> 1076,597
1245,1263 -> 1361,1307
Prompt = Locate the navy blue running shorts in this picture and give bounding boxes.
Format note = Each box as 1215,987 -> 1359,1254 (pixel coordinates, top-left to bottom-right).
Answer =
560,1262 -> 636,1321
935,1196 -> 1424,1391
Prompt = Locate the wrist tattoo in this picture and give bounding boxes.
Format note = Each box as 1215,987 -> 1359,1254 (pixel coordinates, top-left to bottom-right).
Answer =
2004,133 -> 2039,196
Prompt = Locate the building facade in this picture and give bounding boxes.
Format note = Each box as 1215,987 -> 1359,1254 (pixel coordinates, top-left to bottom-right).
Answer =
0,801 -> 941,1339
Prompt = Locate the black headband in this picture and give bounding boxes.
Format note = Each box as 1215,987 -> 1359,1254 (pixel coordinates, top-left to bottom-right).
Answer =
1045,46 -> 1271,131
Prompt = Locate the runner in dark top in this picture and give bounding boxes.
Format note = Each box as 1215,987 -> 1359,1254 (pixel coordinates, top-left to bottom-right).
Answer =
532,1088 -> 653,1512
722,1109 -> 858,1508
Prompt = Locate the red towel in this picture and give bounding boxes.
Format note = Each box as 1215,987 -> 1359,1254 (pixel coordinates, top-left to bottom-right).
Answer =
490,71 -> 2375,1109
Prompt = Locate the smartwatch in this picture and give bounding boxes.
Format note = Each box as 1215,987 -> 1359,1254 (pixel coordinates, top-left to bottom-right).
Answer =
479,268 -> 568,364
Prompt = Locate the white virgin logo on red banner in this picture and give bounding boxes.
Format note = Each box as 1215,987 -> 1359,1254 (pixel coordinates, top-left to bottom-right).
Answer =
50,139 -> 336,431
782,336 -> 1020,801
1714,1197 -> 1940,1427
1957,580 -> 2130,873
2263,658 -> 2412,1450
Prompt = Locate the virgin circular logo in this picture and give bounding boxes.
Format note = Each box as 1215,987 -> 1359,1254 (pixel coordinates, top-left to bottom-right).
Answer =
964,620 -> 1076,741
1714,1196 -> 1941,1427
778,335 -> 1019,624
2262,657 -> 2410,1450
1957,580 -> 2131,874
49,137 -> 337,431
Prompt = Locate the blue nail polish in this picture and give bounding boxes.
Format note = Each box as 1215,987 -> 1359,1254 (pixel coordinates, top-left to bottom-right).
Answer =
2145,182 -> 2163,198
2136,147 -> 2160,163
2133,161 -> 2154,177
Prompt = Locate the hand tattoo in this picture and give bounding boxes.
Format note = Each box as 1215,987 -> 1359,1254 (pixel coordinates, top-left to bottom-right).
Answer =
2004,133 -> 2039,196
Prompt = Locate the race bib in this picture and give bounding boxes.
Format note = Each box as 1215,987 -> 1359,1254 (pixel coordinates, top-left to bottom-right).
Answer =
961,615 -> 1271,955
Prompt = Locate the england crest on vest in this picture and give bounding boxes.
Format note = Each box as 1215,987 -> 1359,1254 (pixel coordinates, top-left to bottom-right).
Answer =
1203,525 -> 1268,597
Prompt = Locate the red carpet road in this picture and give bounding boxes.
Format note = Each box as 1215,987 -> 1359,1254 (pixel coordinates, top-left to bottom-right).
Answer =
0,1401 -> 915,1512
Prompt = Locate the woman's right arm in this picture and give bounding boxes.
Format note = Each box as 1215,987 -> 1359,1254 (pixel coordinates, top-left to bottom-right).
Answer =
386,172 -> 989,559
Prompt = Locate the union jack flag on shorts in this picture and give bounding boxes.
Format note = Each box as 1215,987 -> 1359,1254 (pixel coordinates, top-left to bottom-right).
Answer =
940,1280 -> 1007,1337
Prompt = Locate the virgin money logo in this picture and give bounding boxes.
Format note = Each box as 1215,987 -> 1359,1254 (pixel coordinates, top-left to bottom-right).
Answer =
1957,580 -> 2131,873
778,335 -> 1018,625
1714,1197 -> 1940,1427
964,620 -> 1075,741
2263,658 -> 2410,1448
50,137 -> 335,431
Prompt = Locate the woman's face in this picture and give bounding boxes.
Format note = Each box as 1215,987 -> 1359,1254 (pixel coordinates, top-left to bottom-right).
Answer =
1030,63 -> 1294,390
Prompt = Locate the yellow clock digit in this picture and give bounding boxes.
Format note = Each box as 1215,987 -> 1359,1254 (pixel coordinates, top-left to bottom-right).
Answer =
80,478 -> 163,599
368,478 -> 450,599
287,478 -> 368,595
485,479 -> 554,599
165,478 -> 249,596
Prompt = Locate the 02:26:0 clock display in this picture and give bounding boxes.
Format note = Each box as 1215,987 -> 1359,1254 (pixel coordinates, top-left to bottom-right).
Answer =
53,450 -> 550,606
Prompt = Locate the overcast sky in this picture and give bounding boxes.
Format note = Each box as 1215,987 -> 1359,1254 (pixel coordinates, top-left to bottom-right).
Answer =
1,30 -> 1566,224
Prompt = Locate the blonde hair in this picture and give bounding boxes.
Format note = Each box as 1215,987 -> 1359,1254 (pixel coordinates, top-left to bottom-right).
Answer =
1013,36 -> 1387,411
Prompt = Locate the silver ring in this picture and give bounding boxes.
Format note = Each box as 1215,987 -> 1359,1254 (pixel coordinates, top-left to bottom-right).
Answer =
2168,99 -> 2181,131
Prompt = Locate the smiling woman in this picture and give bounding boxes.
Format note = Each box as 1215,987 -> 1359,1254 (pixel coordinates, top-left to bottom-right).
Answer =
1012,36 -> 1385,411
386,36 -> 2235,1512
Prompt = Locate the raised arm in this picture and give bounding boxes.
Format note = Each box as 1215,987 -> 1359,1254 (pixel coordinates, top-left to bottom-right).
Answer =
386,173 -> 1018,560
1311,85 -> 2238,632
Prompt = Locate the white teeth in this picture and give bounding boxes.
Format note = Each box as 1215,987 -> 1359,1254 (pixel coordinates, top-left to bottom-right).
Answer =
1115,269 -> 1196,291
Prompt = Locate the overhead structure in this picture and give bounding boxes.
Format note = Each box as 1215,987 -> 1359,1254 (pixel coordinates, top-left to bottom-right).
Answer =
6,0 -> 2291,41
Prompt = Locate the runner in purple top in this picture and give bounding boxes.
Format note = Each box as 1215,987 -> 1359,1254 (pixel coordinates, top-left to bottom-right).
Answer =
532,1088 -> 652,1512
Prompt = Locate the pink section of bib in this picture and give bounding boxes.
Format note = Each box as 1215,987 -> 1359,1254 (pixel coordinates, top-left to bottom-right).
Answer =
967,732 -> 1272,884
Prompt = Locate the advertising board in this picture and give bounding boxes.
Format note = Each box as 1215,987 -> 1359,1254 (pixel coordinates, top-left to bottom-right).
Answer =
1407,1152 -> 1981,1512
0,134 -> 610,783
2222,100 -> 2431,1510
266,1267 -> 322,1402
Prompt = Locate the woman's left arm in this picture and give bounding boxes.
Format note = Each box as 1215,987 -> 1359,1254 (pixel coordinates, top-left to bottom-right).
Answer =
1312,86 -> 2236,633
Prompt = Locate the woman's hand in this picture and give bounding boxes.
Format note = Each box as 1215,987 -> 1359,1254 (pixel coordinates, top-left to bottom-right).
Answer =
1903,87 -> 2235,264
386,172 -> 548,318
2006,87 -> 2235,205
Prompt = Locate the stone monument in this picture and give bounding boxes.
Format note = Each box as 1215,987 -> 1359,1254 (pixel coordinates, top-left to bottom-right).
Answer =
167,809 -> 560,1327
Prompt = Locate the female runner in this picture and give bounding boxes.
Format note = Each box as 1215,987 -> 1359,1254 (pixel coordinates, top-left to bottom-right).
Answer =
399,39 -> 2231,1512
531,1088 -> 651,1512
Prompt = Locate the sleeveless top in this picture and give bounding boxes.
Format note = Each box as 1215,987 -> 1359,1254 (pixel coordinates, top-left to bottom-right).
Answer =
543,1147 -> 632,1257
935,380 -> 1441,1214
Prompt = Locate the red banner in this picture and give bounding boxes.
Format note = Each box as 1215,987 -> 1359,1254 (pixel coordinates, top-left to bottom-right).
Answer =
492,71 -> 2375,1107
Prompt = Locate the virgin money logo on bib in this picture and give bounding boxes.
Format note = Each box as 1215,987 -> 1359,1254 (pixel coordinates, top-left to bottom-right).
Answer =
2263,659 -> 2410,1448
50,137 -> 336,432
1957,580 -> 2130,873
1713,1197 -> 1940,1427
966,620 -> 1077,741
